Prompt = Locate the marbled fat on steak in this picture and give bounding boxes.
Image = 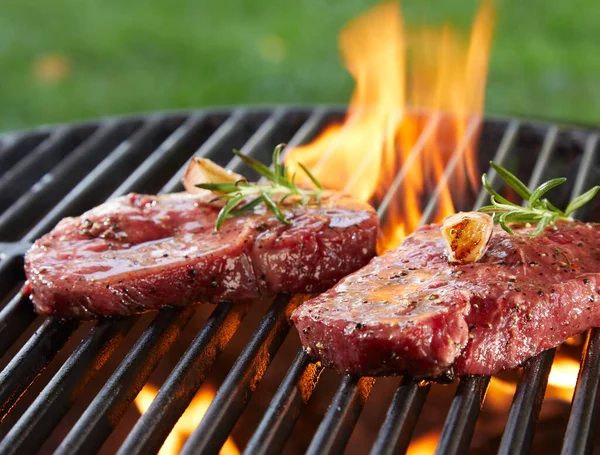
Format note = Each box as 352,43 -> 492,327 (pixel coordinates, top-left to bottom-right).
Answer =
292,221 -> 600,377
25,192 -> 378,319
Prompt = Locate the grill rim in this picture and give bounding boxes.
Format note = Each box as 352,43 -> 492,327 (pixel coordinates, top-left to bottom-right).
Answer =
0,104 -> 599,142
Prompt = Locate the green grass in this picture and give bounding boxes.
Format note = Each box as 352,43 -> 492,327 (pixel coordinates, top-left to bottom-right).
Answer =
0,0 -> 599,131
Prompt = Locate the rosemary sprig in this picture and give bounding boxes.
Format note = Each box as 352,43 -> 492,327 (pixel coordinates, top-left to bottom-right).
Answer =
196,144 -> 324,230
479,161 -> 600,238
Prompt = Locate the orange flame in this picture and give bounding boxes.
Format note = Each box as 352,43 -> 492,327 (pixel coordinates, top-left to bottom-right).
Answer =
134,385 -> 240,455
485,376 -> 517,411
406,430 -> 439,455
547,356 -> 580,401
286,1 -> 495,251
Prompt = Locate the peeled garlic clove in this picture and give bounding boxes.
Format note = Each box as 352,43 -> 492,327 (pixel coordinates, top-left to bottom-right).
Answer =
182,157 -> 244,194
441,212 -> 494,264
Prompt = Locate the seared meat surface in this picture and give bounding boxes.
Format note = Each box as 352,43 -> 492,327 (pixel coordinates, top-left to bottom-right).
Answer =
292,221 -> 600,377
25,192 -> 378,319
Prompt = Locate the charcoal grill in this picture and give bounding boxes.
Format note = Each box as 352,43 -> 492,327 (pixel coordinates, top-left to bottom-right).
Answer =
0,106 -> 599,455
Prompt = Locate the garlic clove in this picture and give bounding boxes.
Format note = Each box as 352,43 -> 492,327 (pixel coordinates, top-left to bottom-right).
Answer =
441,212 -> 494,264
182,157 -> 244,195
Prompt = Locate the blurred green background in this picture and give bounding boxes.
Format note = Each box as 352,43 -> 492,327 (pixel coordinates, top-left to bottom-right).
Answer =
0,0 -> 599,131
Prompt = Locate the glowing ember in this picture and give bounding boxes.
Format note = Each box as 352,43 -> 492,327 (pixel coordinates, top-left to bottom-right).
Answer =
285,1 -> 495,251
547,357 -> 580,401
134,385 -> 240,455
484,376 -> 517,411
406,430 -> 439,455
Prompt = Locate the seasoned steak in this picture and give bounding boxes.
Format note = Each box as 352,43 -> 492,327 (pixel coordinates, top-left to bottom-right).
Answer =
292,221 -> 600,377
25,192 -> 378,319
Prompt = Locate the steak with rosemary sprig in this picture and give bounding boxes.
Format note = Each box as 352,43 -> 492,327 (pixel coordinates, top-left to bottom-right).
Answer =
24,191 -> 378,319
292,221 -> 600,378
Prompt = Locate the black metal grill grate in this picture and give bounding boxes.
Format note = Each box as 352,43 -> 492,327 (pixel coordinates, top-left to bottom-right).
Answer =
0,106 -> 599,455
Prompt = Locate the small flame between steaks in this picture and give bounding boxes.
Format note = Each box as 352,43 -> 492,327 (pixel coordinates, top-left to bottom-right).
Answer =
441,211 -> 493,264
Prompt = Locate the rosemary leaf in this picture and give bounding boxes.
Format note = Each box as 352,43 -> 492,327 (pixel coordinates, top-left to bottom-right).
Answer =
233,149 -> 275,181
490,162 -> 532,200
503,211 -> 543,224
272,144 -> 284,185
565,185 -> 600,215
480,161 -> 599,238
279,193 -> 294,204
196,182 -> 240,192
529,215 -> 551,238
260,189 -> 291,225
489,196 -> 520,212
216,194 -> 246,230
194,145 -> 324,231
228,197 -> 263,217
528,177 -> 566,208
542,199 -> 566,217
498,212 -> 515,235
299,163 -> 324,190
481,173 -> 512,205
478,205 -> 502,213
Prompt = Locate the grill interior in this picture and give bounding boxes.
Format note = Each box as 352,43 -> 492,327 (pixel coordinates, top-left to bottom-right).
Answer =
0,106 -> 599,455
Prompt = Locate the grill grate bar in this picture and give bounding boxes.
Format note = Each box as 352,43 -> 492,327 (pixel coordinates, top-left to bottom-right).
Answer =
180,294 -> 297,455
371,118 -> 517,455
0,115 -> 203,427
285,108 -> 358,183
306,376 -> 375,455
527,125 -> 560,190
114,109 -> 297,455
473,120 -> 521,209
495,123 -> 583,453
230,108 -> 288,167
183,108 -> 338,454
273,106 -> 409,454
227,108 -> 305,181
561,328 -> 600,454
370,378 -> 431,455
285,108 -> 328,149
433,120 -> 524,454
418,117 -> 481,227
161,109 -> 248,194
0,115 -> 191,423
0,132 -> 49,181
498,349 -> 556,455
356,116 -> 443,453
435,376 -> 491,455
0,256 -> 23,298
0,124 -> 98,215
558,132 -> 600,454
0,120 -> 139,240
436,121 -> 560,455
307,115 -> 491,455
22,116 -> 178,241
0,317 -> 134,455
109,114 -> 207,198
45,110 -> 278,450
0,318 -> 79,421
0,241 -> 31,258
569,132 -> 599,218
55,306 -> 195,455
244,350 -> 324,455
0,292 -> 35,358
118,300 -> 250,455
376,114 -> 441,217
